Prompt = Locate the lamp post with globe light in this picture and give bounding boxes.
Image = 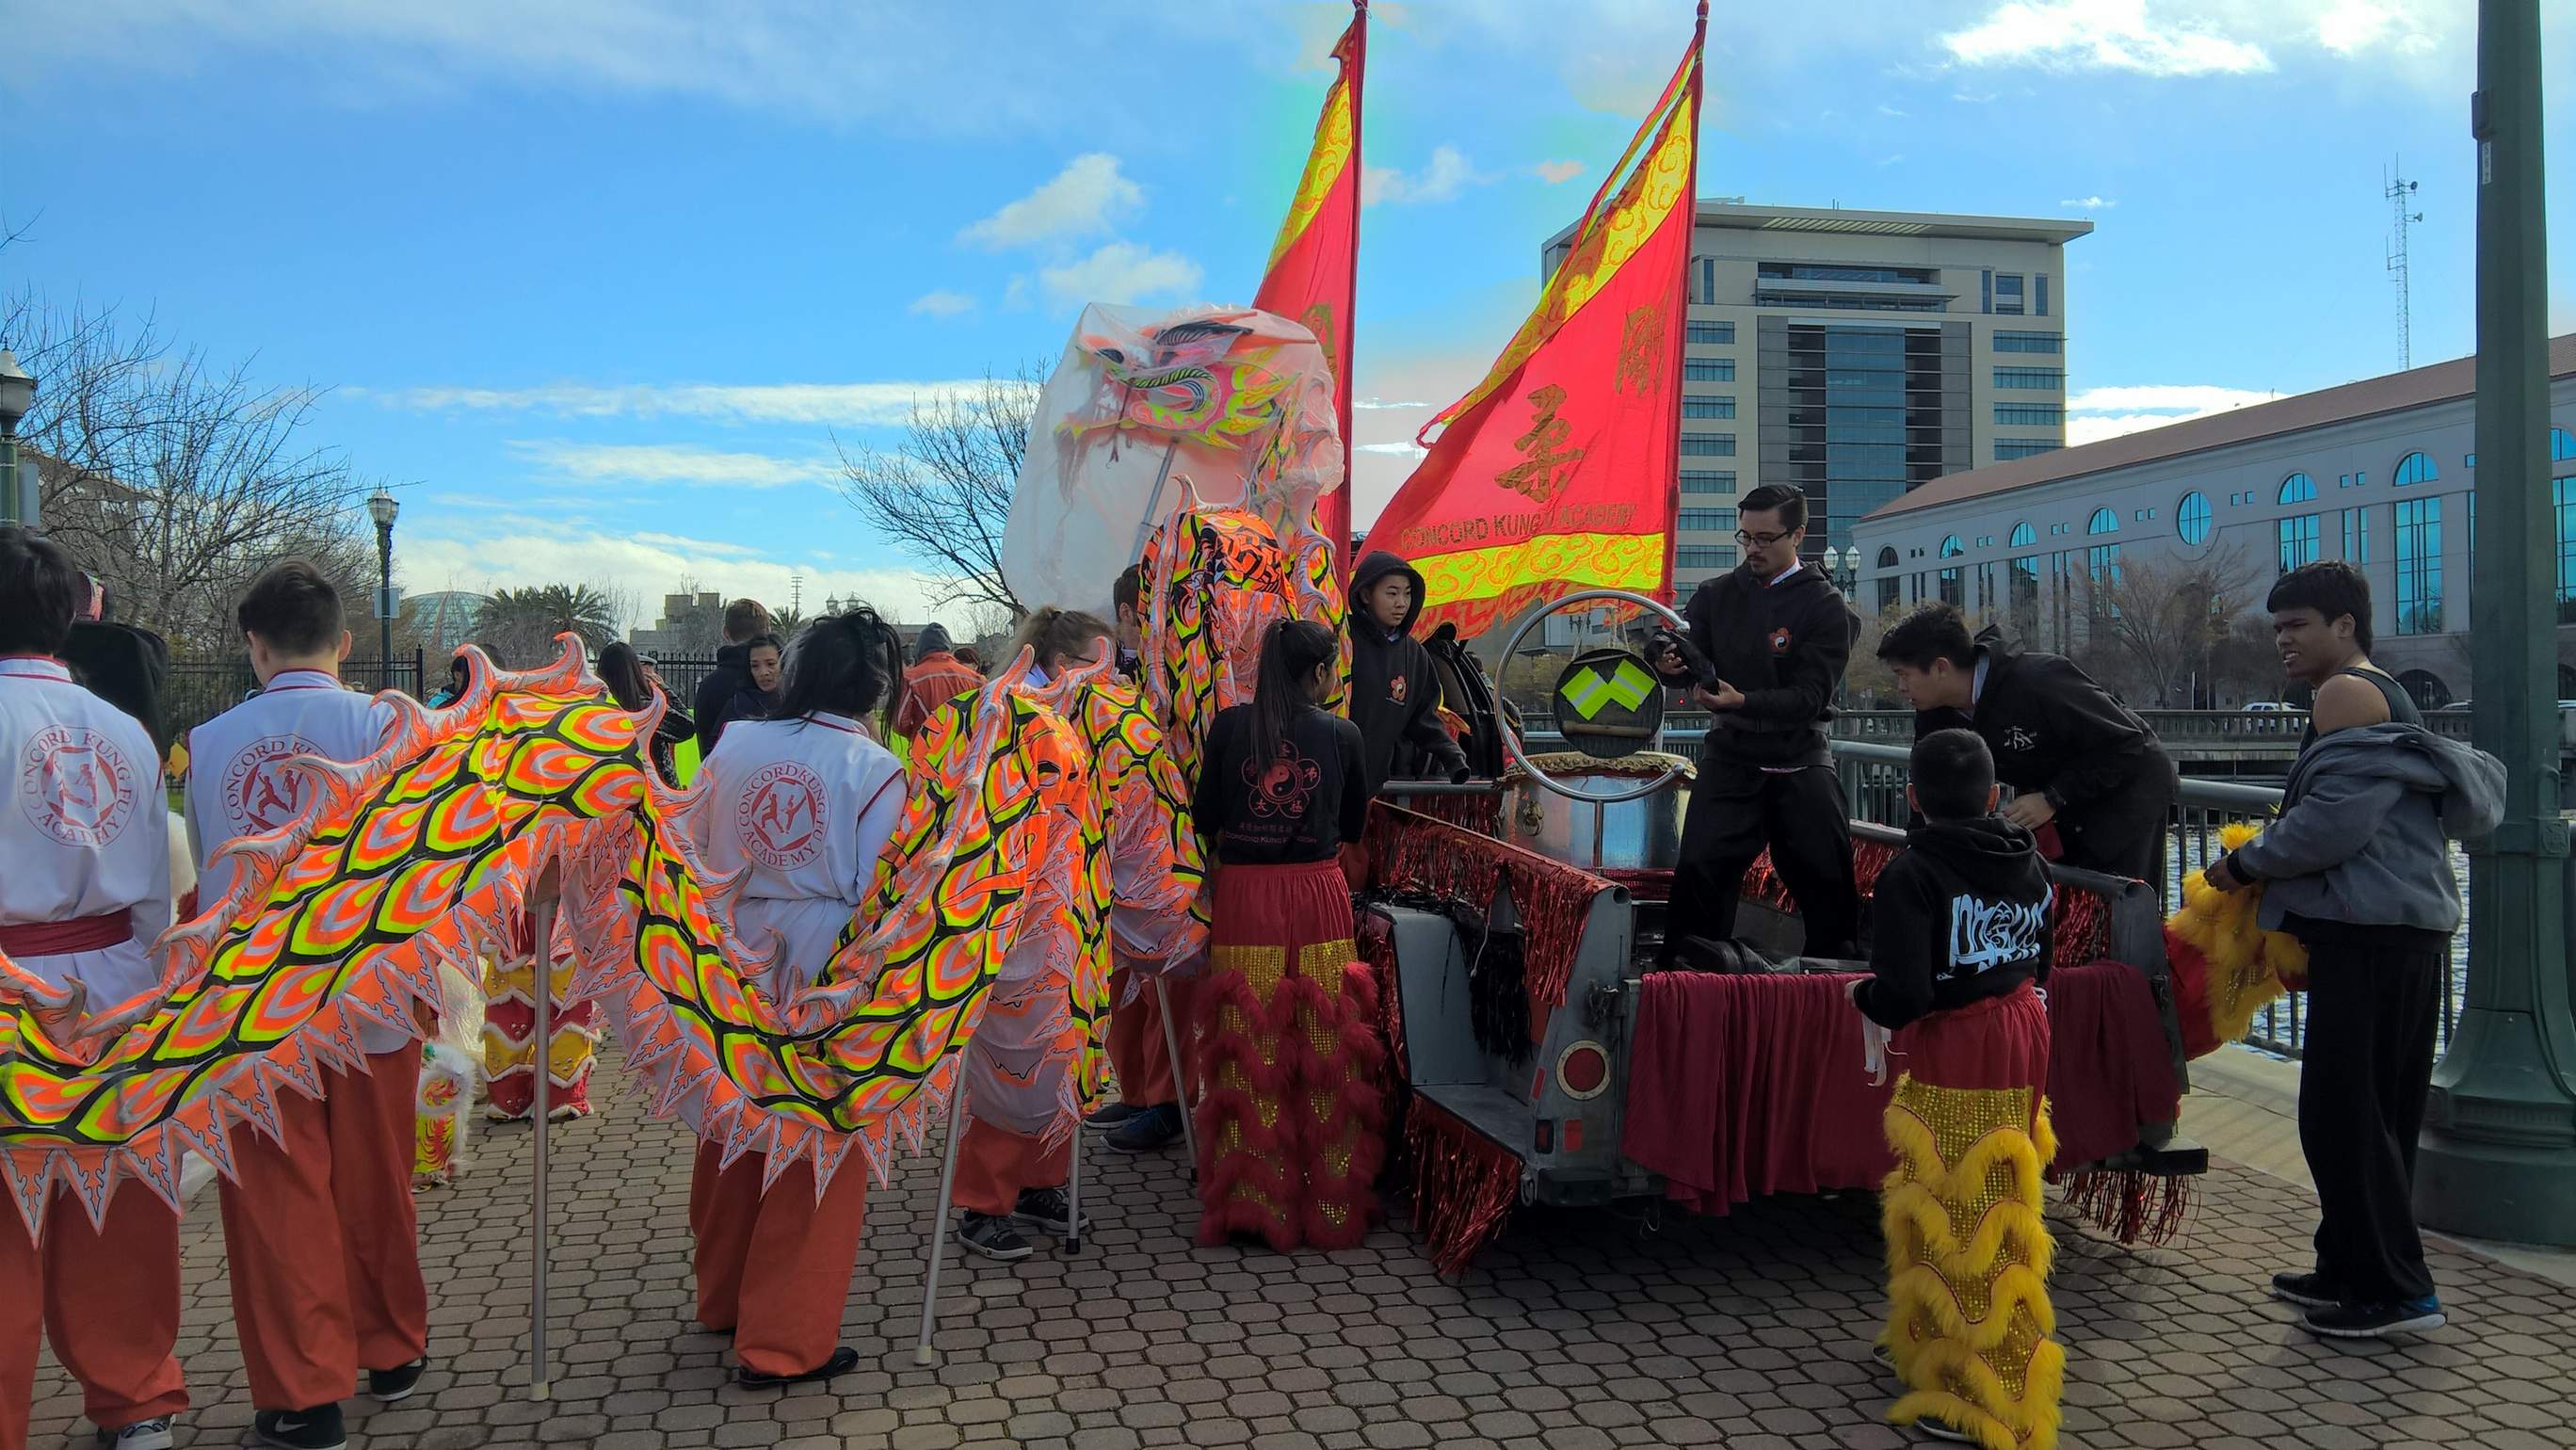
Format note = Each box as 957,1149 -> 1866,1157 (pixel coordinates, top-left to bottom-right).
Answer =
367,486 -> 400,684
0,348 -> 36,527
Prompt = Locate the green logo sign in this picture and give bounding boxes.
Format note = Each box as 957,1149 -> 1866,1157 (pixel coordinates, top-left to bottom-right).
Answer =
1559,658 -> 1658,720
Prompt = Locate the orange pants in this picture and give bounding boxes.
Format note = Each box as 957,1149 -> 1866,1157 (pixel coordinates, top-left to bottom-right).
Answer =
1,1186 -> 188,1449
951,1118 -> 1069,1219
688,1142 -> 869,1378
217,1049 -> 428,1412
1106,966 -> 1199,1108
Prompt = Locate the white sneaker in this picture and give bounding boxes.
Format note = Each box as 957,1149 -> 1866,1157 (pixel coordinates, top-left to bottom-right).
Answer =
98,1418 -> 174,1450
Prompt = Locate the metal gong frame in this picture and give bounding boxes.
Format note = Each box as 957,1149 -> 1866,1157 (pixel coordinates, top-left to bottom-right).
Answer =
1499,588 -> 1692,806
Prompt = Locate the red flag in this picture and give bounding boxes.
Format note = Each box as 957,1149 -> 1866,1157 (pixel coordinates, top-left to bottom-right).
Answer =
1358,7 -> 1705,640
1255,2 -> 1365,583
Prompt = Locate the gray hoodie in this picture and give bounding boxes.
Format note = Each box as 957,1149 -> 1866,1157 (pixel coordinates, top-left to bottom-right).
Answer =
2234,722 -> 2506,936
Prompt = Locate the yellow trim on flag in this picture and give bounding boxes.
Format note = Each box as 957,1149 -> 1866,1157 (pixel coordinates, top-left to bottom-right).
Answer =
1410,532 -> 1666,610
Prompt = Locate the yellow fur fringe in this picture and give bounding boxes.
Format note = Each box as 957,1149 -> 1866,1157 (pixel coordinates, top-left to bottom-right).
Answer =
2167,821 -> 2308,1039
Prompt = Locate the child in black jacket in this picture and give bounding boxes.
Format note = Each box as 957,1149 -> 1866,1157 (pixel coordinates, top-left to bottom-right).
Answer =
1346,550 -> 1470,795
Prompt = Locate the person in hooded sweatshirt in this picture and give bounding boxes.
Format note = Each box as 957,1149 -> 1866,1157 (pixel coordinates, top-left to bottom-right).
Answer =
893,623 -> 982,739
1875,602 -> 2177,883
2204,561 -> 2504,1343
1647,484 -> 1861,961
1346,550 -> 1471,795
1848,729 -> 2061,1450
691,598 -> 771,758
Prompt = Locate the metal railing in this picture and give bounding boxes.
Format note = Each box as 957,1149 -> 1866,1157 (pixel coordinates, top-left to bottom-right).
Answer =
1518,707 -> 2480,747
166,652 -> 425,750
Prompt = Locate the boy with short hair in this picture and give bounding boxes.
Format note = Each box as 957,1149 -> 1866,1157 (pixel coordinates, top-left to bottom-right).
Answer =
0,525 -> 189,1450
2205,560 -> 2503,1341
1346,551 -> 1470,795
692,597 -> 771,756
186,560 -> 427,1450
1849,728 -> 2060,1448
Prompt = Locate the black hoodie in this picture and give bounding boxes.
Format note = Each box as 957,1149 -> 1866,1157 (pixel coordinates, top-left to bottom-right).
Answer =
692,640 -> 754,757
1922,625 -> 2177,875
1854,814 -> 2054,1031
1675,562 -> 1860,768
1347,550 -> 1471,794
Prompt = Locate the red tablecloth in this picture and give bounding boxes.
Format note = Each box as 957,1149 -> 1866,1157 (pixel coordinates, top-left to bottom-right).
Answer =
1621,962 -> 2180,1216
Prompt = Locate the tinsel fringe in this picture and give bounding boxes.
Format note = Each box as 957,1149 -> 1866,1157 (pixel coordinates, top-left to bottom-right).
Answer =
1403,1099 -> 1520,1277
2060,1168 -> 2194,1249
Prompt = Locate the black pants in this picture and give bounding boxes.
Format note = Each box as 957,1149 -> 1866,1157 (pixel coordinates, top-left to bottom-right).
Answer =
2295,931 -> 2444,1304
1665,762 -> 1860,963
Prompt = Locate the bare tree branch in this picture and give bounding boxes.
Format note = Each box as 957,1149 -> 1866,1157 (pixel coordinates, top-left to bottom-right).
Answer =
2076,544 -> 2264,707
832,368 -> 1042,622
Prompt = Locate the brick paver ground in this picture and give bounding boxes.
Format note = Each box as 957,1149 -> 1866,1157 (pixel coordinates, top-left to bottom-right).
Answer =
28,1045 -> 2576,1449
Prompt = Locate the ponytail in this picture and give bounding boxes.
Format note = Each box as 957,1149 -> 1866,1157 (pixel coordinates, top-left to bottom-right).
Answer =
1250,620 -> 1337,759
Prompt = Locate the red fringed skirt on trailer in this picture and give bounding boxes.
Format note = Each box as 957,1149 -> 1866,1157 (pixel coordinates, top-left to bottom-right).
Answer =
1192,858 -> 1387,1250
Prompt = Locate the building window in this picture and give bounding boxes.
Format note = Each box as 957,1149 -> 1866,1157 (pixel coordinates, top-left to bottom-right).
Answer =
1994,404 -> 2065,427
1686,320 -> 1734,346
1975,561 -> 1997,615
1676,545 -> 1739,571
2394,451 -> 2439,487
2177,491 -> 2211,545
2556,476 -> 2576,624
2554,427 -> 2576,462
1992,367 -> 2066,391
2008,524 -> 2036,549
1993,273 -> 2024,315
1938,536 -> 1965,607
1694,256 -> 1717,305
1993,331 -> 2062,354
2085,508 -> 2115,536
1682,395 -> 1737,419
1679,508 -> 1738,533
1680,470 -> 1737,495
2278,472 -> 2318,505
2278,513 -> 2321,574
2342,506 -> 2371,564
1680,433 -> 1736,457
1683,358 -> 1735,381
2395,497 -> 2442,635
2035,274 -> 2050,317
1994,440 -> 2059,462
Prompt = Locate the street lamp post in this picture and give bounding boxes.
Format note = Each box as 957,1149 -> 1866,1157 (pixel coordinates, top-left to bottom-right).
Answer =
0,348 -> 36,528
367,487 -> 400,686
2414,0 -> 2576,1247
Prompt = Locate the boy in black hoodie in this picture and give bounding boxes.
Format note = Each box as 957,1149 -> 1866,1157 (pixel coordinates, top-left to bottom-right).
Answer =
1348,550 -> 1472,794
1876,602 -> 2177,884
691,597 -> 770,758
1848,728 -> 2061,1449
1648,484 -> 1861,960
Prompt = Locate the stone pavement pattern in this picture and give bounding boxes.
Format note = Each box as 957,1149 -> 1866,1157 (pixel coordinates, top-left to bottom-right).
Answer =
26,1044 -> 2576,1450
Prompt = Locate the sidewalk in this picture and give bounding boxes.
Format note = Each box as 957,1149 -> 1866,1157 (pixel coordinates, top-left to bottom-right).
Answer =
23,1041 -> 2576,1450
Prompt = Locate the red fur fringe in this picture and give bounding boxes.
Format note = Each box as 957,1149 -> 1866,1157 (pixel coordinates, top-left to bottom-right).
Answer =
1404,1098 -> 1521,1277
2062,1168 -> 2193,1248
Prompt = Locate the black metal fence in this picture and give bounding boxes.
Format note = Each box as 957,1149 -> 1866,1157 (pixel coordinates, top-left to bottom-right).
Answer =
166,652 -> 424,748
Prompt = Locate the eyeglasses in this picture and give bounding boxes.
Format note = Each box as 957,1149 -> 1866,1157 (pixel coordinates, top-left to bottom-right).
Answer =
1735,528 -> 1796,548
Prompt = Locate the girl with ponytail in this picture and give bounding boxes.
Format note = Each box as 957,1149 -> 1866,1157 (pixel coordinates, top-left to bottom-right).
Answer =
683,604 -> 910,1391
1185,619 -> 1383,1251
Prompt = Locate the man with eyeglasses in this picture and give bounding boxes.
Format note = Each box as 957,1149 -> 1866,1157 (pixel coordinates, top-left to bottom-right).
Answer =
1647,483 -> 1862,963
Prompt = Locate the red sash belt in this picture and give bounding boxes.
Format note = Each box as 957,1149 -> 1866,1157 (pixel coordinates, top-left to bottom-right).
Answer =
0,909 -> 136,957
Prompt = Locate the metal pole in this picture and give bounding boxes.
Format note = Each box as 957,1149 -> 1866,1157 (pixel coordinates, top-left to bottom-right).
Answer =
2416,0 -> 2576,1247
527,894 -> 556,1399
914,1078 -> 971,1367
1063,1112 -> 1084,1256
376,521 -> 396,683
1153,975 -> 1200,1185
0,428 -> 18,526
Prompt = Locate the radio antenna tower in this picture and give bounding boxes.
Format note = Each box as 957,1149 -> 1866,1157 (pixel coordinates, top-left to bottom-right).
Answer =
790,572 -> 804,614
2385,161 -> 2423,370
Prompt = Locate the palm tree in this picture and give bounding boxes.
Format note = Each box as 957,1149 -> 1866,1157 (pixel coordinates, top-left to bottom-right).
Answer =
477,584 -> 620,663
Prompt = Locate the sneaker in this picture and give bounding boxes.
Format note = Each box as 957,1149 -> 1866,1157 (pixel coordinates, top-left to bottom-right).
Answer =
1917,1420 -> 1976,1443
2269,1271 -> 2342,1311
1105,1103 -> 1183,1153
368,1356 -> 428,1403
254,1406 -> 347,1450
735,1345 -> 860,1389
2302,1297 -> 2446,1340
1871,1343 -> 1898,1374
1010,1186 -> 1094,1237
97,1418 -> 173,1450
958,1211 -> 1034,1262
1085,1102 -> 1142,1132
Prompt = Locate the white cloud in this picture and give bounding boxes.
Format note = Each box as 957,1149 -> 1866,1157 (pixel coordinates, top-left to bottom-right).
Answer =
1353,397 -> 1433,411
1355,442 -> 1428,459
909,289 -> 976,318
508,441 -> 840,490
2061,195 -> 2117,209
356,379 -> 993,427
2067,381 -> 2280,444
1037,242 -> 1203,310
1942,1 -> 2275,76
1363,146 -> 1483,206
1531,159 -> 1585,185
2312,0 -> 2443,57
958,153 -> 1141,250
1876,104 -> 1909,118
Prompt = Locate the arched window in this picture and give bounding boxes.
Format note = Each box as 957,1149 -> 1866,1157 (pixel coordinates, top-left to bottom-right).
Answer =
2278,472 -> 2316,505
1940,536 -> 1965,557
2394,451 -> 2439,487
2087,508 -> 2117,535
2008,523 -> 2035,550
1938,536 -> 1965,607
1876,545 -> 1899,568
2177,491 -> 2212,545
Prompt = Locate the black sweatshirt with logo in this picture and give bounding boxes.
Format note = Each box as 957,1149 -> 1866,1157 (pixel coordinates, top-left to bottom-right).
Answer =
1854,814 -> 2055,1031
1676,563 -> 1860,769
1347,550 -> 1471,793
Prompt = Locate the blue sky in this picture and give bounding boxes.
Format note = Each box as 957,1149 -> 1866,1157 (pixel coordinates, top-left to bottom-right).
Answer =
6,0 -> 2571,629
